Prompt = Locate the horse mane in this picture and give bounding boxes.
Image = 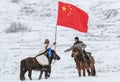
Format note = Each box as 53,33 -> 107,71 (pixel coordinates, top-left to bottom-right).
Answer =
76,54 -> 84,62
73,47 -> 82,53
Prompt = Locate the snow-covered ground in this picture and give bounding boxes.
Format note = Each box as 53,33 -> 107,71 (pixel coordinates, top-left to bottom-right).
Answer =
0,0 -> 120,82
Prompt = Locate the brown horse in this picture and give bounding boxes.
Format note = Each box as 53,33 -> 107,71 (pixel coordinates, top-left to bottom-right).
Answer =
20,50 -> 60,80
71,47 -> 96,76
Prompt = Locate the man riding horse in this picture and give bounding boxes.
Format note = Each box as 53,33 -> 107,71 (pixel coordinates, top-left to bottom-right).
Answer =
35,39 -> 56,65
64,36 -> 90,66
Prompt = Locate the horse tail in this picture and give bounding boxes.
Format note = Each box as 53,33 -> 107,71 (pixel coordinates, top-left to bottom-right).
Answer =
20,59 -> 26,80
20,60 -> 25,71
93,66 -> 96,76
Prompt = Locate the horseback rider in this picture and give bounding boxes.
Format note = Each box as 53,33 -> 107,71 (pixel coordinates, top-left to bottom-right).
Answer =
35,39 -> 56,77
36,39 -> 50,57
64,36 -> 90,66
35,39 -> 56,66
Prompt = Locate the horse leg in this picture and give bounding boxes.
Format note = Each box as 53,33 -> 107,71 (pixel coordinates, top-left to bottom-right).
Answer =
78,69 -> 81,77
90,64 -> 94,76
47,66 -> 51,77
28,69 -> 32,80
90,67 -> 93,76
90,56 -> 96,76
93,66 -> 96,76
76,62 -> 81,77
91,66 -> 96,76
82,63 -> 87,76
83,68 -> 86,76
45,71 -> 48,79
39,70 -> 43,79
87,68 -> 90,76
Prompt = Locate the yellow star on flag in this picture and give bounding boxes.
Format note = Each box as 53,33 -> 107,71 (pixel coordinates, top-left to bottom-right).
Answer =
62,6 -> 66,11
57,1 -> 89,33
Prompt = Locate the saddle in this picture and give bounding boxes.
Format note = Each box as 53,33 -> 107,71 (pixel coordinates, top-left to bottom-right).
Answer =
36,48 -> 53,66
36,54 -> 49,66
82,51 -> 91,66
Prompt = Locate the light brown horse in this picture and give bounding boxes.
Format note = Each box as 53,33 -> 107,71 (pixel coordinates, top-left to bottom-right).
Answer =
20,50 -> 60,80
71,47 -> 96,76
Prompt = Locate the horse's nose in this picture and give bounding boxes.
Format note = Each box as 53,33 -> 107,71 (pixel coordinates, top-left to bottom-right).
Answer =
57,56 -> 60,60
56,54 -> 60,60
58,57 -> 60,60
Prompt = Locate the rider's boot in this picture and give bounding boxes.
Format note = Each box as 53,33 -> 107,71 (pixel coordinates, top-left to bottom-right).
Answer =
83,50 -> 90,66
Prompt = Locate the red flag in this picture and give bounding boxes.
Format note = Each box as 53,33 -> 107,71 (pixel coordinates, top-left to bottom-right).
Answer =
57,1 -> 89,33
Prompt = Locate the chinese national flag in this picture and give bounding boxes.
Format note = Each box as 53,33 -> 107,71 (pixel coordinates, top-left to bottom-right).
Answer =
57,1 -> 89,33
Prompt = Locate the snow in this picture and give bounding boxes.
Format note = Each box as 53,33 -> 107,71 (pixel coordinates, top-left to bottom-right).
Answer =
0,0 -> 120,82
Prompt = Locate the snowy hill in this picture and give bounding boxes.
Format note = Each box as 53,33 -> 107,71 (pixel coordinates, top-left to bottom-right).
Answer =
0,0 -> 120,82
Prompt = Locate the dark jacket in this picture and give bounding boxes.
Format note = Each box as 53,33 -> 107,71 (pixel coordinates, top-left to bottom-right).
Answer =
65,41 -> 86,52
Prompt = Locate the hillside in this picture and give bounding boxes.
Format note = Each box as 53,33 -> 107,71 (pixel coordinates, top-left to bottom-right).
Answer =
0,0 -> 120,82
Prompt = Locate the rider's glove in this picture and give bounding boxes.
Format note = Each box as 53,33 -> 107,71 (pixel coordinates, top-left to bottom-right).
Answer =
53,42 -> 56,45
64,50 -> 68,52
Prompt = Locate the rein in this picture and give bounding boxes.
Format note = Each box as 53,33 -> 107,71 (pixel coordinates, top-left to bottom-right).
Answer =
51,52 -> 58,65
51,59 -> 56,66
76,49 -> 84,62
48,51 -> 57,66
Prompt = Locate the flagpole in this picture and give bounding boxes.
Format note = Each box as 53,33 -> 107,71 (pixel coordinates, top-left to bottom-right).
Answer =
54,26 -> 57,51
54,1 -> 59,51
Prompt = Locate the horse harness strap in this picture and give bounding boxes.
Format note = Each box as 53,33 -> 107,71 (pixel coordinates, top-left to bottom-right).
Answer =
79,62 -> 82,67
50,59 -> 56,66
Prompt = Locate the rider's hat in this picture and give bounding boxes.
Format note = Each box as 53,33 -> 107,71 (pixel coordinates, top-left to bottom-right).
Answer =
74,36 -> 79,40
44,39 -> 50,44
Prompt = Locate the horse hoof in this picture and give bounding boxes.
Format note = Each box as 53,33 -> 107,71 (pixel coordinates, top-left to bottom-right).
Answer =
47,73 -> 50,77
45,77 -> 48,79
45,76 -> 48,79
79,75 -> 81,77
20,77 -> 25,81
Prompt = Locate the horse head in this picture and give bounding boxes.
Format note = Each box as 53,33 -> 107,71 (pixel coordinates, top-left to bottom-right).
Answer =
51,50 -> 60,60
71,47 -> 82,58
45,49 -> 60,64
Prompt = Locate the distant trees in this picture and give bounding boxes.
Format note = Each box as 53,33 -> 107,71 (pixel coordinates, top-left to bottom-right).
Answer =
5,22 -> 31,33
10,0 -> 22,3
